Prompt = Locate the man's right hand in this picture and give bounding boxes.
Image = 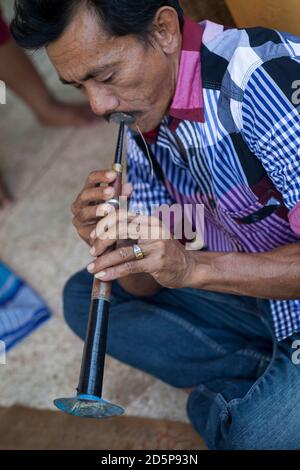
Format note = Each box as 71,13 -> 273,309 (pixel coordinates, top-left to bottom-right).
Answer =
71,170 -> 133,245
72,169 -> 161,297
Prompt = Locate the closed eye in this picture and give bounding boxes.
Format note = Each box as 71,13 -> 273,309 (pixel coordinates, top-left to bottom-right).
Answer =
71,73 -> 115,90
101,74 -> 115,84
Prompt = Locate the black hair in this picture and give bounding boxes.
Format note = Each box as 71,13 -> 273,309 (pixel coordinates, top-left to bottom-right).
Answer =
11,0 -> 184,49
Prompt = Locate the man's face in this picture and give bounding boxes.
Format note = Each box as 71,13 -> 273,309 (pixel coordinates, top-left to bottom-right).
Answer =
47,6 -> 181,133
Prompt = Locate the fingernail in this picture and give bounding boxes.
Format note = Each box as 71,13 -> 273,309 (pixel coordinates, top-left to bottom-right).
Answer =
104,187 -> 114,196
87,263 -> 95,273
124,183 -> 133,192
90,247 -> 96,256
96,205 -> 104,217
95,271 -> 106,279
106,171 -> 116,179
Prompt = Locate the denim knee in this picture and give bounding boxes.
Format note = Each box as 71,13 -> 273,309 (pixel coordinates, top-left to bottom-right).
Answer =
63,276 -> 79,336
187,354 -> 300,450
63,273 -> 129,340
63,270 -> 92,339
220,387 -> 300,450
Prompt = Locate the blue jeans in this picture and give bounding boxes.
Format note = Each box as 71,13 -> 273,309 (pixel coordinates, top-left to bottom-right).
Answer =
63,269 -> 300,450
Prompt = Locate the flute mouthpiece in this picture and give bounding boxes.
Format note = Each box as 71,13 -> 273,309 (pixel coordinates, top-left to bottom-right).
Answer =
109,112 -> 136,125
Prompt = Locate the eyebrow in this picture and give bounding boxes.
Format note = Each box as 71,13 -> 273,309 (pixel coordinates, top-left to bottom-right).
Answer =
59,64 -> 114,86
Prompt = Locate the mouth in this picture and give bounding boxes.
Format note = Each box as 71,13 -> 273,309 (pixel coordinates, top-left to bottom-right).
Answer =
104,111 -> 143,126
108,112 -> 136,126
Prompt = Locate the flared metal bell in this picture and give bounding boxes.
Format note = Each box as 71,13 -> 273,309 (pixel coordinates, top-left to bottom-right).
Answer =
54,394 -> 124,419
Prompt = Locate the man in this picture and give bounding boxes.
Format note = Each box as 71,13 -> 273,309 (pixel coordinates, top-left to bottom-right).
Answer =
11,0 -> 300,450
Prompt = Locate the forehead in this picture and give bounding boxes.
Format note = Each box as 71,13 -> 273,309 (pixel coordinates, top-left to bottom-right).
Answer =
47,6 -> 120,75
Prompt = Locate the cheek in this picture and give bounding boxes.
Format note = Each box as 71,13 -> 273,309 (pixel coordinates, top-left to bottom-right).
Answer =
147,68 -> 172,107
113,53 -> 171,108
131,67 -> 169,105
113,78 -> 152,106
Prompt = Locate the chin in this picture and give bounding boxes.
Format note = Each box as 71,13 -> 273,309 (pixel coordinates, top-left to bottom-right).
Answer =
133,115 -> 162,134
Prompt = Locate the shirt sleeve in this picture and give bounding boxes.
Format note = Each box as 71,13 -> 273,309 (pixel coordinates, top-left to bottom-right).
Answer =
126,129 -> 175,216
240,56 -> 300,235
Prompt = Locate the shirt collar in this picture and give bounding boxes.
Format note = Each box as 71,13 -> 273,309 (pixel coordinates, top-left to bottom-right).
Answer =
143,16 -> 205,144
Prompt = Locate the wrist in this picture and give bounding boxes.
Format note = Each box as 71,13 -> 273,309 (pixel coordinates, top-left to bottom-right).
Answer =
184,251 -> 220,290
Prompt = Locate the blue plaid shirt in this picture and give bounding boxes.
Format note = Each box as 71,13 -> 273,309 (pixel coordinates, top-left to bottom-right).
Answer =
126,19 -> 300,341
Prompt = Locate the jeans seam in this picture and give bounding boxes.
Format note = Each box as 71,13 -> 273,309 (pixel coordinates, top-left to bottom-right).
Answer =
181,288 -> 261,314
133,301 -> 229,355
191,383 -> 229,408
190,384 -> 230,426
235,348 -> 272,363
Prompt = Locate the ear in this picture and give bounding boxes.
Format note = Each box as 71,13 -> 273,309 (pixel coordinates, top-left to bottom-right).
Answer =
151,6 -> 182,55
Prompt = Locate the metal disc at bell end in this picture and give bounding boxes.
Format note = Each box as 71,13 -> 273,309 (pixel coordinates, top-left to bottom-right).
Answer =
54,395 -> 125,419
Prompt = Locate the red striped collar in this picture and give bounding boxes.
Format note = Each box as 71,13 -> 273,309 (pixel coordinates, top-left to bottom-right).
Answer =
143,16 -> 205,144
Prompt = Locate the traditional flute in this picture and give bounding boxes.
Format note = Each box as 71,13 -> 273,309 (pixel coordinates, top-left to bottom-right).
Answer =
54,112 -> 135,419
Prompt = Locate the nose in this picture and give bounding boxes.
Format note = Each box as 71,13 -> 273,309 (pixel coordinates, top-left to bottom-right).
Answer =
85,84 -> 120,116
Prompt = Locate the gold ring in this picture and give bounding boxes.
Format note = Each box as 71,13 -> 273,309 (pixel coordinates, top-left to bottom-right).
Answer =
133,244 -> 144,261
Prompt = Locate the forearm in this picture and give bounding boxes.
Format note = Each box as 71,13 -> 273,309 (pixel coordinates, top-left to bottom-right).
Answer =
0,38 -> 52,114
189,243 -> 300,300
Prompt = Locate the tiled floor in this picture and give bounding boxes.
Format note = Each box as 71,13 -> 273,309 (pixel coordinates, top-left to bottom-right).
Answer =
0,2 -> 191,422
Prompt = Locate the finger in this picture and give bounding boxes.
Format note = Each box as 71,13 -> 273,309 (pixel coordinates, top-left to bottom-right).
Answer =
91,225 -> 117,248
72,189 -> 103,215
95,210 -> 137,238
74,205 -> 100,225
89,237 -> 116,257
94,212 -> 163,243
90,206 -> 115,244
84,186 -> 115,205
81,184 -> 133,228
79,199 -> 128,228
87,243 -> 151,274
95,223 -> 133,245
93,258 -> 150,282
95,202 -> 116,218
91,232 -> 137,258
75,185 -> 116,209
74,222 -> 96,245
127,216 -> 166,241
73,214 -> 96,233
132,215 -> 171,240
85,170 -> 117,188
81,182 -> 132,212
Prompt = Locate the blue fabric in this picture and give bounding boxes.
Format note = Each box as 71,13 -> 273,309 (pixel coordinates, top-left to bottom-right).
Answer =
0,263 -> 51,351
63,269 -> 300,450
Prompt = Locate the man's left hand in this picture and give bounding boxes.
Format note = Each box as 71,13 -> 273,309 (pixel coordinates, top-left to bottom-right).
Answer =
87,204 -> 199,290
